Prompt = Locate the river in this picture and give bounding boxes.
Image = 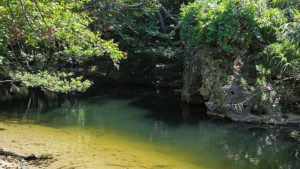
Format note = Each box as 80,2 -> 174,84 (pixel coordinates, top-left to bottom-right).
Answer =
0,86 -> 299,169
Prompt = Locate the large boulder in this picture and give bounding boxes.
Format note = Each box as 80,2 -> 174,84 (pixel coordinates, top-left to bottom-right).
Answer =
182,47 -> 300,124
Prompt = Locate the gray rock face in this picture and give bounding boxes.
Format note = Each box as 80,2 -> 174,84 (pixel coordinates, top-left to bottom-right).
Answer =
181,47 -> 299,124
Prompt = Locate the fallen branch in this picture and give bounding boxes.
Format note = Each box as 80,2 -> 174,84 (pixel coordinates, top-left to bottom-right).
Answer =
0,148 -> 51,161
231,91 -> 260,112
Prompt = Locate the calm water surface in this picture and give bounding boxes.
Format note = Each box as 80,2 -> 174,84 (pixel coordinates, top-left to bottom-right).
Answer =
0,86 -> 299,169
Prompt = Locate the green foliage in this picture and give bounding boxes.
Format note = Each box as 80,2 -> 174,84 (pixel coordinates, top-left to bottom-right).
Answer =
0,0 -> 124,92
290,130 -> 300,142
179,0 -> 299,108
180,0 -> 299,81
219,72 -> 228,85
259,9 -> 299,77
86,0 -> 185,75
268,0 -> 300,10
179,0 -> 287,53
13,71 -> 92,93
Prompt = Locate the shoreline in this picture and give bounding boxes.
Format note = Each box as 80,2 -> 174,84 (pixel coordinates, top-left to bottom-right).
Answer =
0,121 -> 202,169
0,155 -> 28,169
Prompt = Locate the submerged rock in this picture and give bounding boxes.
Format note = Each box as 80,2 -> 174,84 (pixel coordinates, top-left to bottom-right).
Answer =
181,46 -> 299,124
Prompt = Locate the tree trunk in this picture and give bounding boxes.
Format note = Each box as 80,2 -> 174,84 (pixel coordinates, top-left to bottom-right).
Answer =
157,11 -> 166,34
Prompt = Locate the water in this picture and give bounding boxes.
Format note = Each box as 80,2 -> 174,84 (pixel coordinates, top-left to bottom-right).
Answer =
0,86 -> 299,169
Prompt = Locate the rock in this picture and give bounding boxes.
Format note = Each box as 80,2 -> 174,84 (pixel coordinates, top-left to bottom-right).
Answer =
0,156 -> 28,169
181,46 -> 292,124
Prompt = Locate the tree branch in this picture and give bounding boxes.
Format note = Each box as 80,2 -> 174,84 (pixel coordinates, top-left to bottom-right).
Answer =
0,80 -> 19,84
154,0 -> 178,24
103,0 -> 144,7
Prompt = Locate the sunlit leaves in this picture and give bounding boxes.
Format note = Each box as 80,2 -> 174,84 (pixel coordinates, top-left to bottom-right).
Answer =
179,0 -> 287,53
180,0 -> 299,105
13,71 -> 93,93
180,0 -> 299,78
0,0 -> 125,93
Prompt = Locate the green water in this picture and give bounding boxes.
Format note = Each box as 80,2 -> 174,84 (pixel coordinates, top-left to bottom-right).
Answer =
0,86 -> 299,169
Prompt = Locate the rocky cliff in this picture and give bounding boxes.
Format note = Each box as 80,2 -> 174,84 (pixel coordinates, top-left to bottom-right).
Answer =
181,46 -> 300,124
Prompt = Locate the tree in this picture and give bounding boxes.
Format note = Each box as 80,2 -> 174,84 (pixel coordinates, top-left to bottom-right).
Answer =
0,0 -> 124,93
179,0 -> 299,113
84,0 -> 188,78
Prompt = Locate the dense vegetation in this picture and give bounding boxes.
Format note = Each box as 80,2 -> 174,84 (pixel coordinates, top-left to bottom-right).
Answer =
0,0 -> 124,93
0,0 -> 299,109
180,0 -> 299,75
83,0 -> 189,84
0,1 -> 300,168
180,0 -> 299,112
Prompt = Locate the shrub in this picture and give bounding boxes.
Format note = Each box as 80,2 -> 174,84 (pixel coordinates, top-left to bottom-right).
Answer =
179,0 -> 287,53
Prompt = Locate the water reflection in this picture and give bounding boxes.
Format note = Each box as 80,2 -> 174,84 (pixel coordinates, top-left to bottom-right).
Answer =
0,86 -> 299,169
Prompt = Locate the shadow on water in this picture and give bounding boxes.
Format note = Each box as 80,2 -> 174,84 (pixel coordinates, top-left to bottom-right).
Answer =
0,84 -> 210,127
82,84 -> 210,126
0,87 -> 74,120
129,91 -> 208,126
